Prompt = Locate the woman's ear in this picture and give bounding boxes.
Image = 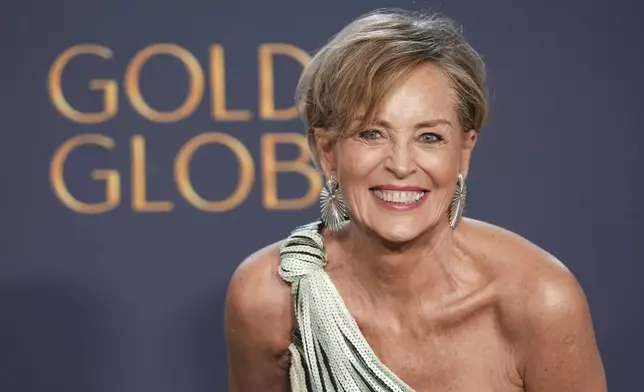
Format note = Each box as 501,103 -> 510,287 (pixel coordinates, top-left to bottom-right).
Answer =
313,128 -> 337,177
459,129 -> 478,179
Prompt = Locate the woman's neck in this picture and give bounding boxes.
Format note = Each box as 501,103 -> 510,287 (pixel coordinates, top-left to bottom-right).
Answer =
335,221 -> 465,309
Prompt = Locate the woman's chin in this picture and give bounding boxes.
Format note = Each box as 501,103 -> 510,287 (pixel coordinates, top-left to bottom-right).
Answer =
369,223 -> 428,245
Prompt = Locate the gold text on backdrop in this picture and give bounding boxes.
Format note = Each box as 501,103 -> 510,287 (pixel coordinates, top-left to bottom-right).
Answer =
47,43 -> 322,213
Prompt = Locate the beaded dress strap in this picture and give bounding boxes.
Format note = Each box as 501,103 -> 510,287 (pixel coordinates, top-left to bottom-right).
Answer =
278,221 -> 415,392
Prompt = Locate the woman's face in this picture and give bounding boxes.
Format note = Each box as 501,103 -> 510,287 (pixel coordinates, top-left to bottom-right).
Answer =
317,62 -> 477,243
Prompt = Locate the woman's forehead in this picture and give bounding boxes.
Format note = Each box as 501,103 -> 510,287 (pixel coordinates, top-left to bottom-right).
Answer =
383,64 -> 456,108
356,70 -> 458,126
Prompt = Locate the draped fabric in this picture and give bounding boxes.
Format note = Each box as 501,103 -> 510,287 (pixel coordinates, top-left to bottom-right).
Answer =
279,221 -> 415,392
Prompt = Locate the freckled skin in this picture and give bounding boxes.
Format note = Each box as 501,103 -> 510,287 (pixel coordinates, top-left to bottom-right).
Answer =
225,63 -> 607,392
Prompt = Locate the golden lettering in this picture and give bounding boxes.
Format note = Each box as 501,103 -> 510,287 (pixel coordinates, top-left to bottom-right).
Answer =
131,135 -> 174,212
258,44 -> 310,120
175,132 -> 254,211
210,44 -> 252,121
261,133 -> 321,209
48,45 -> 117,123
50,134 -> 120,213
125,44 -> 204,122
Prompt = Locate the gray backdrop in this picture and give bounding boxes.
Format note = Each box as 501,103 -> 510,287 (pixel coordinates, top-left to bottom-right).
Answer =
1,0 -> 642,391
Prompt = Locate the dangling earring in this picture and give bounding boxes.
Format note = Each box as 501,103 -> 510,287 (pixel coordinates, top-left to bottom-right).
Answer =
448,173 -> 467,228
320,174 -> 349,232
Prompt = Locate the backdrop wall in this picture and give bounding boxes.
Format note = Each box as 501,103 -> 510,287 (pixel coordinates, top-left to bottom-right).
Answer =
2,0 -> 642,391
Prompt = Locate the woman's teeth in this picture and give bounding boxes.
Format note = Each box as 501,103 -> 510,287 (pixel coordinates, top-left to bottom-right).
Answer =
372,190 -> 425,204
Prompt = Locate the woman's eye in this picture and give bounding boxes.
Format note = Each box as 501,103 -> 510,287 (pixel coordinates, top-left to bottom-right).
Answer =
358,130 -> 383,140
420,133 -> 442,143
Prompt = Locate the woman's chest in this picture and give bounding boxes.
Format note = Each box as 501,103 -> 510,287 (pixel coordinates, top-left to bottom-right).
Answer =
354,311 -> 524,392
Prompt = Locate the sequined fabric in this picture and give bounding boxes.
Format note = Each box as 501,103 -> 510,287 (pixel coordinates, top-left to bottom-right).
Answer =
279,221 -> 415,392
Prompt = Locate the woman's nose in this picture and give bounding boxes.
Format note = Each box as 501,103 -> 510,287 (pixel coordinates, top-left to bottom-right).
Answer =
384,144 -> 417,178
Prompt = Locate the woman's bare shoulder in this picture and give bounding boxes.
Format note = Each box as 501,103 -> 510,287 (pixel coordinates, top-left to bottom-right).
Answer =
225,241 -> 294,353
229,241 -> 289,294
463,217 -> 573,280
464,217 -> 587,309
463,218 -> 597,366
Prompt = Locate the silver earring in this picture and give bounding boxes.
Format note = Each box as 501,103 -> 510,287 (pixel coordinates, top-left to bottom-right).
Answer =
448,173 -> 467,228
320,174 -> 349,231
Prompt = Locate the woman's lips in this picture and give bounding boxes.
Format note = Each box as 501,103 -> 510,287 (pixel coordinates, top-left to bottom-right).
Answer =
369,187 -> 430,211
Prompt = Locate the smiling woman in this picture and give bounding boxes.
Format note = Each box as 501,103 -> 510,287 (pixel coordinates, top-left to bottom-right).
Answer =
318,62 -> 470,244
225,8 -> 607,392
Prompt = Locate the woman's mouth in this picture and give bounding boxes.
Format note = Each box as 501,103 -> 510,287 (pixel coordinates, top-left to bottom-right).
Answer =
369,187 -> 429,210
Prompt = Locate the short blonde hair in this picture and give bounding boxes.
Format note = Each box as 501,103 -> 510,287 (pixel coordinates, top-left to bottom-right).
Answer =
296,9 -> 488,167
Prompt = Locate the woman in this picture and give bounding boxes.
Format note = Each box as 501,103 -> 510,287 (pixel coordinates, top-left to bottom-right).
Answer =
225,9 -> 606,392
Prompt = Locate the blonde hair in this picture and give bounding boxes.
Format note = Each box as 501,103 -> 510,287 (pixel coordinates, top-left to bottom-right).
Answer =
296,9 -> 488,167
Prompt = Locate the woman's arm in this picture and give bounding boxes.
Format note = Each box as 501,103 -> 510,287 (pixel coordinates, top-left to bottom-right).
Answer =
520,265 -> 607,392
225,246 -> 293,392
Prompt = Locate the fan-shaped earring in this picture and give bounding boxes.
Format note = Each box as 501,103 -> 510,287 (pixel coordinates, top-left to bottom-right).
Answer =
448,173 -> 466,228
320,174 -> 349,232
